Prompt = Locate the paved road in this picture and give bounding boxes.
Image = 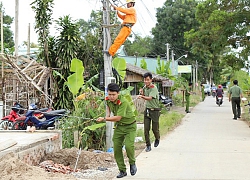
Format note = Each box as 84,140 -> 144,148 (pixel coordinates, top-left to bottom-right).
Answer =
122,95 -> 250,180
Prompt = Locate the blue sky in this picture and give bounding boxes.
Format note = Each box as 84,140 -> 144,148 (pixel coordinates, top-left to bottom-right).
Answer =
1,0 -> 166,45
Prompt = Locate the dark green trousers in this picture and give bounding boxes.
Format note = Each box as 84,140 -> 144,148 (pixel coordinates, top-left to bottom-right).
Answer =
185,95 -> 190,111
202,92 -> 205,101
231,97 -> 241,118
112,122 -> 137,171
144,109 -> 160,146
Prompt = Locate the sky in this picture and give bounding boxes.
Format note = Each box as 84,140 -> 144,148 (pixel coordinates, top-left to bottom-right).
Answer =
1,0 -> 166,46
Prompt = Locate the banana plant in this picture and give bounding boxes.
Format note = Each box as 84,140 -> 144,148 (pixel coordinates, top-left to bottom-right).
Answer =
112,57 -> 138,116
65,58 -> 84,96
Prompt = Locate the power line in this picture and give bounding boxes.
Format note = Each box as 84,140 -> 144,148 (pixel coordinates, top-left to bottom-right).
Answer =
139,0 -> 156,22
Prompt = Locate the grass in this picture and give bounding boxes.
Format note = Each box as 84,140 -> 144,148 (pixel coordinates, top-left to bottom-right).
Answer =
242,104 -> 250,122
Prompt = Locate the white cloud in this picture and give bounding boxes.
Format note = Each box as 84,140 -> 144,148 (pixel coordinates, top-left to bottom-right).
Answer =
1,0 -> 165,45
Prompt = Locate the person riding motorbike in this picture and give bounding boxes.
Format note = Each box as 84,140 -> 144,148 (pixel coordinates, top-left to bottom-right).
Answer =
211,84 -> 217,97
216,85 -> 224,103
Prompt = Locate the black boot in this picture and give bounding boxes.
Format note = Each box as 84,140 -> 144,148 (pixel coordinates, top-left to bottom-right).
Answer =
154,139 -> 160,147
145,145 -> 151,152
117,171 -> 127,178
130,164 -> 137,176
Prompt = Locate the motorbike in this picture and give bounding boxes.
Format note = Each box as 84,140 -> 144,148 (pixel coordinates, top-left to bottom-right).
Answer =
12,108 -> 66,130
0,102 -> 25,130
212,88 -> 216,98
159,94 -> 173,111
216,96 -> 223,106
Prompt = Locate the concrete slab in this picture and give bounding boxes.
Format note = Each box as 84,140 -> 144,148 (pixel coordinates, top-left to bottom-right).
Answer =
0,130 -> 62,165
120,95 -> 250,180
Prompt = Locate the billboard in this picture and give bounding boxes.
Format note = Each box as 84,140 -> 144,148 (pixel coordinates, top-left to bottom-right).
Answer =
178,65 -> 192,73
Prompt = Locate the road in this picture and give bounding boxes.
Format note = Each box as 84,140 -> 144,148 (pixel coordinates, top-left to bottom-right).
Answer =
121,95 -> 250,180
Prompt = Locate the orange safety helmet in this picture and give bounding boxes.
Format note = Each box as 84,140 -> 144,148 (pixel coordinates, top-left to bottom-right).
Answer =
218,85 -> 222,88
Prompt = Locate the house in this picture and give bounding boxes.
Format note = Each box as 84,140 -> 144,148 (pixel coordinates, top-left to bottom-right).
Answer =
124,63 -> 172,97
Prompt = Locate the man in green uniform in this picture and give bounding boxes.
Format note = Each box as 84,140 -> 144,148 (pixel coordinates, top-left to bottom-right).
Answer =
201,84 -> 205,101
228,80 -> 243,120
138,72 -> 160,152
185,82 -> 193,113
97,83 -> 137,178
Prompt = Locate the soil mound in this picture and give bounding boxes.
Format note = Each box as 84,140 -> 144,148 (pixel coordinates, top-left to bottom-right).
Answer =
42,147 -> 116,170
0,153 -> 76,180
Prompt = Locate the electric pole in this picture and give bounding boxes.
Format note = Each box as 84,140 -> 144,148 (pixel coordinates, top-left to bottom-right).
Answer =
195,60 -> 198,90
171,50 -> 174,76
102,0 -> 114,149
193,64 -> 195,89
165,43 -> 170,61
13,0 -> 19,102
27,23 -> 30,58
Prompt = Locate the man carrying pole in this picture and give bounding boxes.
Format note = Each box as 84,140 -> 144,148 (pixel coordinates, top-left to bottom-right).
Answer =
97,83 -> 137,178
104,0 -> 137,57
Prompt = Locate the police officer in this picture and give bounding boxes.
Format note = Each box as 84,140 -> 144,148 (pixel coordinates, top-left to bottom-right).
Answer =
185,82 -> 193,113
138,72 -> 160,152
228,80 -> 243,120
97,83 -> 137,178
201,84 -> 205,101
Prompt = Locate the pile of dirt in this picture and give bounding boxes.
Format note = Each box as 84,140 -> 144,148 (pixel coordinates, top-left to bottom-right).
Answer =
42,147 -> 116,170
0,153 -> 77,180
0,144 -> 144,179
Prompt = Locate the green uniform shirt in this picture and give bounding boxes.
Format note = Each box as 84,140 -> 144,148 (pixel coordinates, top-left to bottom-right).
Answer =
106,95 -> 135,125
185,86 -> 191,97
143,84 -> 160,108
229,85 -> 242,97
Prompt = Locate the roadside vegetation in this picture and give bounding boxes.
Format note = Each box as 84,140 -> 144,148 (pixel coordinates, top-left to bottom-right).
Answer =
1,0 -> 249,151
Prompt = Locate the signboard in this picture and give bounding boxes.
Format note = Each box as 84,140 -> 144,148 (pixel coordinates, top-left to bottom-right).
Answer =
162,80 -> 174,87
178,65 -> 192,73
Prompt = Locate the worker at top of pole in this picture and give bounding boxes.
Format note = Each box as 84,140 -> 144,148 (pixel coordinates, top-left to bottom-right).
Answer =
105,0 -> 137,57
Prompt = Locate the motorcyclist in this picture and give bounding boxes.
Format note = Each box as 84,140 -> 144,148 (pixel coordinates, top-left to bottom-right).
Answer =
211,84 -> 217,97
216,85 -> 224,103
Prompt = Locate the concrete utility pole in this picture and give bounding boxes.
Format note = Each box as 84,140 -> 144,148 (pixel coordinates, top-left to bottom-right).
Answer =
1,11 -> 3,54
15,0 -> 19,57
193,64 -> 195,89
27,23 -> 30,58
195,60 -> 198,90
1,11 -> 4,79
102,0 -> 114,149
1,11 -> 4,117
171,50 -> 174,76
165,43 -> 170,61
13,0 -> 19,101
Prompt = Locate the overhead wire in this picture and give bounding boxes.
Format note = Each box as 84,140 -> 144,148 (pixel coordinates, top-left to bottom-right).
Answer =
139,0 -> 156,22
82,0 -> 190,60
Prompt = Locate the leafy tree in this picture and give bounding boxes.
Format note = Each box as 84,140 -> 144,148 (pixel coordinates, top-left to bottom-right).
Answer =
185,0 -> 250,83
31,0 -> 54,67
78,10 -> 102,37
76,11 -> 104,81
125,35 -> 153,57
0,3 -> 14,54
152,0 -> 199,57
22,41 -> 39,48
53,15 -> 82,109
